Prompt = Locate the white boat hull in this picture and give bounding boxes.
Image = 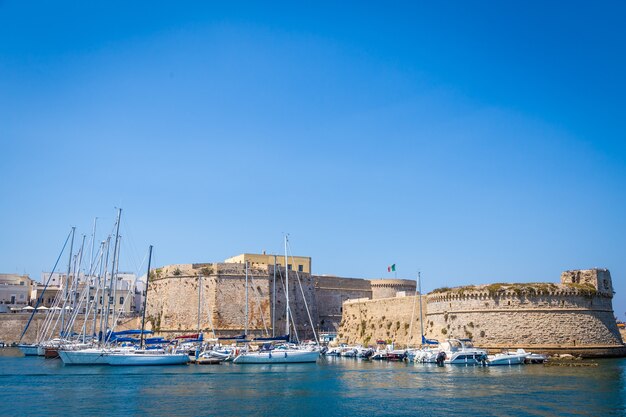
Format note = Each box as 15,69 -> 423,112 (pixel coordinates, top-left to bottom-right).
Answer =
488,353 -> 528,366
106,352 -> 189,366
18,345 -> 39,356
59,349 -> 110,365
233,349 -> 319,364
445,355 -> 484,365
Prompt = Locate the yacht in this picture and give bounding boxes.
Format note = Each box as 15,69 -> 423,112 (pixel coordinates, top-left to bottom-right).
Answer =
440,339 -> 488,365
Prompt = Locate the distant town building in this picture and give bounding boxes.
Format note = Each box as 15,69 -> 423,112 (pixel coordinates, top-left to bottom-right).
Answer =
0,273 -> 35,308
36,271 -> 139,314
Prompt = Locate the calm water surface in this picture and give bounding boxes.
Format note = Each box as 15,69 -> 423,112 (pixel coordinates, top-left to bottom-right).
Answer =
1,348 -> 624,416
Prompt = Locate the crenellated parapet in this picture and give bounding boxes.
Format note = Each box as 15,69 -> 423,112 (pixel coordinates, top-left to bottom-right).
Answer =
422,269 -> 623,352
370,279 -> 417,299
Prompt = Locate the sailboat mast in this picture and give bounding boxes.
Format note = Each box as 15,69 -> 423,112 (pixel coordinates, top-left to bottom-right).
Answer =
418,271 -> 424,344
272,255 -> 276,337
99,236 -> 111,344
109,209 -> 122,326
61,227 -> 76,337
245,261 -> 249,337
140,245 -> 153,349
284,235 -> 289,338
197,273 -> 202,337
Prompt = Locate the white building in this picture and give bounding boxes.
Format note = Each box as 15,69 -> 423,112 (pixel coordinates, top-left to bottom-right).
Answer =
0,273 -> 35,309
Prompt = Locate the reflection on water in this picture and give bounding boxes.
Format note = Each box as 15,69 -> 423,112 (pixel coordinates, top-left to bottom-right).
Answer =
0,348 -> 624,416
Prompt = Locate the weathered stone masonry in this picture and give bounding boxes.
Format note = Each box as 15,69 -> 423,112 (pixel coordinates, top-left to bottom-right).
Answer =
338,269 -> 625,357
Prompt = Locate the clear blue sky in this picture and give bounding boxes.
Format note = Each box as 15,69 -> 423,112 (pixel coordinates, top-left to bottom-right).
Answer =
2,2 -> 625,315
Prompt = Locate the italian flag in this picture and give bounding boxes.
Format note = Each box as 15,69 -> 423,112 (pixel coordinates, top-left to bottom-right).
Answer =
387,264 -> 396,272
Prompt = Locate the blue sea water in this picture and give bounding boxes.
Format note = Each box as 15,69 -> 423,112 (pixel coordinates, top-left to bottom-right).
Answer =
0,348 -> 624,416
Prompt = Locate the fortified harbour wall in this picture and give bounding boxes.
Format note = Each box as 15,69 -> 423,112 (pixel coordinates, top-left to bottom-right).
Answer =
145,262 -> 319,340
339,269 -> 625,357
143,263 -> 415,340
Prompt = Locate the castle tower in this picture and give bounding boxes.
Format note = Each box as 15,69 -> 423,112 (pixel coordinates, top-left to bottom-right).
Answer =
560,268 -> 614,296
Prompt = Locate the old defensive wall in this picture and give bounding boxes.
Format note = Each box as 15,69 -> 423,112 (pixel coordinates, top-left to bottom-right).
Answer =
143,262 -> 414,340
338,268 -> 625,357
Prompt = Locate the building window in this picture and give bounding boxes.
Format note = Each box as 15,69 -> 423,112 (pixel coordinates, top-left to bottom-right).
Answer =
298,265 -> 303,272
119,297 -> 124,305
287,264 -> 292,270
20,281 -> 25,286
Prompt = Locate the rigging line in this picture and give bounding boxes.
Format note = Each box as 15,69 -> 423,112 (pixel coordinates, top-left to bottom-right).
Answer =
120,218 -> 142,274
276,267 -> 299,343
247,268 -> 269,336
286,240 -> 319,344
134,248 -> 149,278
18,229 -> 72,344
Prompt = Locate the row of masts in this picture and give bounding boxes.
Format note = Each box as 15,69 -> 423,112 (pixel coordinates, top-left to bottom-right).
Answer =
20,208 -> 138,348
23,215 -> 326,349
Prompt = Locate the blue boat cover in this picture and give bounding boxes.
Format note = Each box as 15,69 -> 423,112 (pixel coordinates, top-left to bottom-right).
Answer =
422,335 -> 439,345
110,329 -> 154,337
253,335 -> 289,342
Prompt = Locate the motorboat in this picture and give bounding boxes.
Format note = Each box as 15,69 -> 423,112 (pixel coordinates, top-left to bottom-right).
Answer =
487,349 -> 529,366
439,339 -> 488,365
323,346 -> 342,357
525,351 -> 548,364
198,346 -> 237,362
413,346 -> 442,363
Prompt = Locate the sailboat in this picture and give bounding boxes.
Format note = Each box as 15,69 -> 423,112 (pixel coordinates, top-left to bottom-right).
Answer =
104,245 -> 188,366
18,227 -> 76,357
411,272 -> 442,364
233,236 -> 319,364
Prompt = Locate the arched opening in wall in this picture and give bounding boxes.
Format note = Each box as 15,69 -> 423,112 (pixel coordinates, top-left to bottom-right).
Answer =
507,301 -> 511,306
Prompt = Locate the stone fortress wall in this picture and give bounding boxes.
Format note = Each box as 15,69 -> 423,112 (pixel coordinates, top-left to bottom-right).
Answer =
146,262 -> 320,340
338,268 -> 625,357
143,263 -> 416,340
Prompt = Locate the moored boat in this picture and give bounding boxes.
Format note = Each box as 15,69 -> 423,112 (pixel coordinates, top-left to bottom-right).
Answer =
233,347 -> 319,364
17,344 -> 39,356
106,350 -> 189,366
487,349 -> 528,366
440,339 -> 488,365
